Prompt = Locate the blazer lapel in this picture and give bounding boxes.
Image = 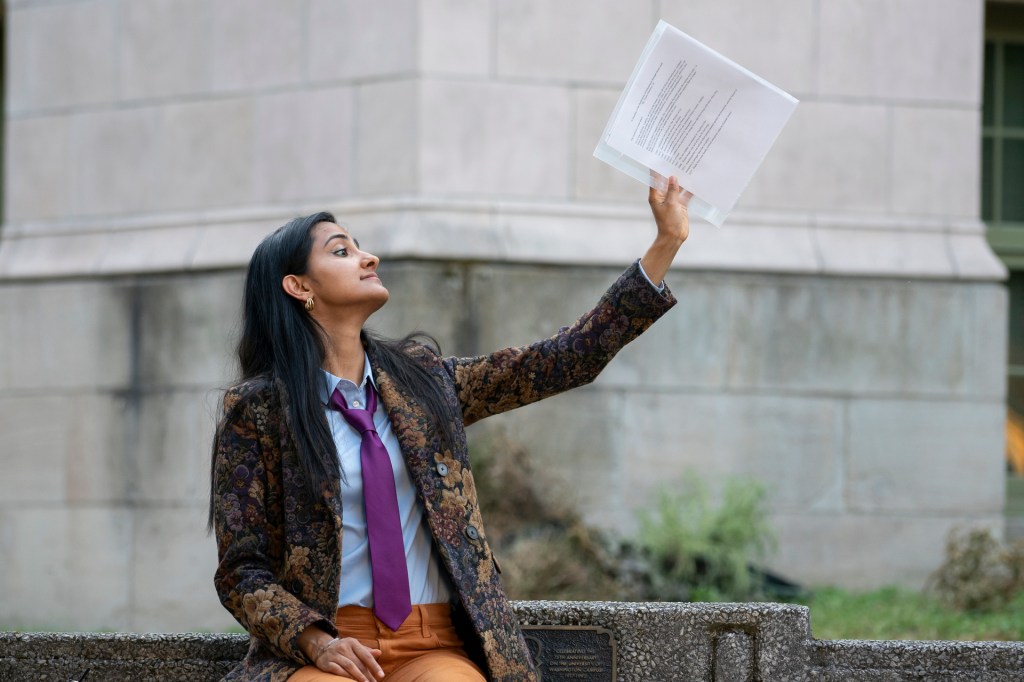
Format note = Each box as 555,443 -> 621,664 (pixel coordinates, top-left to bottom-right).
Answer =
367,354 -> 439,509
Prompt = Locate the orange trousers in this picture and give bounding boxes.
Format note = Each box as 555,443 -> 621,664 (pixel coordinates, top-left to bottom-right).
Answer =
288,603 -> 486,682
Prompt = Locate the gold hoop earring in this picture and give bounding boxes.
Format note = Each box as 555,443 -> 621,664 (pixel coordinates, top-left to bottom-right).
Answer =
304,297 -> 314,312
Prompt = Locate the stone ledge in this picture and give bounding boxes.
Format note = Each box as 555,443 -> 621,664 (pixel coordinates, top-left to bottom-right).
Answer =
3,601 -> 1023,682
0,199 -> 1006,282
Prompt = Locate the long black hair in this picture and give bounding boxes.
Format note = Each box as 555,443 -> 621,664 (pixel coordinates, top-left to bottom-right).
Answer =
210,212 -> 457,522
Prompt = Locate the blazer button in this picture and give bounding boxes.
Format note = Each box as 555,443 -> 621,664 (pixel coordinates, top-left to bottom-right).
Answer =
465,525 -> 480,541
436,462 -> 449,477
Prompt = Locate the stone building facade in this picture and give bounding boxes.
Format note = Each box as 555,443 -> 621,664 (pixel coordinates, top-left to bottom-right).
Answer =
0,0 -> 1007,631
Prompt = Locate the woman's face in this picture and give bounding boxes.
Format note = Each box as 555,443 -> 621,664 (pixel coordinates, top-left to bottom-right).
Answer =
287,221 -> 389,320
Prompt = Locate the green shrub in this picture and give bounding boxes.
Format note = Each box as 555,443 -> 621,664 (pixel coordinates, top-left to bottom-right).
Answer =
632,473 -> 776,602
472,434 -> 778,603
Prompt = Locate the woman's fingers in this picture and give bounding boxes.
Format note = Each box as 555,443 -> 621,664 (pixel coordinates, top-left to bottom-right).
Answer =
352,644 -> 385,679
318,638 -> 384,681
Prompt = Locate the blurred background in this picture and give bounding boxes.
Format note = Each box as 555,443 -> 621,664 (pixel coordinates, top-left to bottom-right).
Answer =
0,0 -> 1020,633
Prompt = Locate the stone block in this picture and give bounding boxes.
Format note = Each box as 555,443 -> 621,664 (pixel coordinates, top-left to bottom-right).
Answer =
155,98 -> 257,211
724,276 -> 997,398
0,507 -> 132,630
660,0 -> 816,96
5,8 -> 33,114
0,280 -> 131,391
0,392 -> 129,504
470,390 -> 626,531
71,107 -> 161,216
891,107 -> 980,217
769,513 -> 1004,589
950,232 -> 1008,281
19,0 -> 115,110
65,394 -> 133,503
191,221 -> 281,271
119,0 -> 212,100
308,0 -> 417,81
355,80 -> 418,196
420,80 -> 571,198
468,264 -> 614,354
209,0 -> 304,92
847,399 -> 1005,514
739,101 -> 889,212
4,115 -> 73,221
818,0 -> 982,103
491,207 -> 652,267
620,391 -> 843,519
598,273 -> 733,390
814,227 -> 953,278
254,87 -> 356,203
0,395 -> 66,503
495,0 -> 655,84
419,0 -> 491,76
98,224 -> 205,274
965,282 -> 1008,400
680,218 -> 819,274
715,630 -> 753,682
132,507 -> 236,632
349,203 -> 501,264
0,231 -> 111,278
135,273 -> 243,387
573,88 -> 642,203
135,390 -> 220,505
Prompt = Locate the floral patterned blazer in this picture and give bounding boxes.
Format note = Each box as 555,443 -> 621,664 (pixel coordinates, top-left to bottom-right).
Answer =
211,262 -> 676,681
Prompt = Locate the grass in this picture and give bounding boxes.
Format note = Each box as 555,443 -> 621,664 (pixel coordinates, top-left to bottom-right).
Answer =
801,586 -> 1024,641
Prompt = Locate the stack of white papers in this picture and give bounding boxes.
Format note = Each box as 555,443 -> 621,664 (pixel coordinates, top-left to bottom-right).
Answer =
595,21 -> 799,226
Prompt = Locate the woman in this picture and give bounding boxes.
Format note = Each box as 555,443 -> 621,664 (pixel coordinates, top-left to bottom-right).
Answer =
210,178 -> 692,682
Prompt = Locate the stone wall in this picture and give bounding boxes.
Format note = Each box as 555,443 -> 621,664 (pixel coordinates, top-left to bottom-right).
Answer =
0,0 -> 1007,632
3,602 -> 1024,681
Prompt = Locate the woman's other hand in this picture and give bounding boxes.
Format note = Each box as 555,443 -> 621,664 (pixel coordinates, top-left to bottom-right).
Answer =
315,637 -> 384,681
641,174 -> 693,285
299,627 -> 385,681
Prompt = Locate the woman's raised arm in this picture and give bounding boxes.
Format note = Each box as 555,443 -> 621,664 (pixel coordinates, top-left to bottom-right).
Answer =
641,174 -> 693,286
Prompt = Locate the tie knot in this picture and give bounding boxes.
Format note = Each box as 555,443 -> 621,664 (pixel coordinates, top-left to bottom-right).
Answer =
329,386 -> 377,434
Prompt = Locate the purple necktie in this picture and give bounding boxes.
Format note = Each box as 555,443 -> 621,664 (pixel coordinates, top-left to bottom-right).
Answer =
329,383 -> 412,631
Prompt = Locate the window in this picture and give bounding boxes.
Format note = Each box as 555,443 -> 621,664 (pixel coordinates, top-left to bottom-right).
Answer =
985,2 -> 1024,539
984,3 -> 1024,264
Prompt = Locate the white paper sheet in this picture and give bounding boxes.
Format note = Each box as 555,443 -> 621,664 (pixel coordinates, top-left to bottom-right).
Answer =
594,21 -> 798,226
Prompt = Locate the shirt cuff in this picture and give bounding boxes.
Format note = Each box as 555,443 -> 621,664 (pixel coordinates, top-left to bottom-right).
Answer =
636,259 -> 665,293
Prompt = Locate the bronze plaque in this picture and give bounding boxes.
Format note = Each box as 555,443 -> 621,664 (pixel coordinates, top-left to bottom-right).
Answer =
521,626 -> 617,682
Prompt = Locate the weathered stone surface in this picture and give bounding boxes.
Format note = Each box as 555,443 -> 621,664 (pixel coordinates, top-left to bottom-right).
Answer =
810,639 -> 1024,681
14,1 -> 116,111
419,0 -> 491,76
714,630 -> 753,682
660,0 -> 817,95
891,107 -> 981,218
119,0 -> 212,100
355,80 -> 419,196
155,98 -> 258,211
4,115 -> 73,221
307,0 -> 417,81
0,508 -> 133,631
3,602 -> 1022,681
420,80 -> 571,198
741,101 -> 889,212
847,399 -> 1006,513
817,0 -> 982,103
495,0 -> 653,84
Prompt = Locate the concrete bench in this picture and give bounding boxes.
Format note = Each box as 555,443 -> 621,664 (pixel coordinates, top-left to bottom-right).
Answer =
3,601 -> 1023,681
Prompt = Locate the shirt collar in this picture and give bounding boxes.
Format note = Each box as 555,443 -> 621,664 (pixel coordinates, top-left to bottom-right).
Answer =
319,352 -> 376,405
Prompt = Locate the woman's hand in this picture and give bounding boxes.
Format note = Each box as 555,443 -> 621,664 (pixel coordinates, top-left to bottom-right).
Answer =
300,629 -> 385,681
641,174 -> 693,286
